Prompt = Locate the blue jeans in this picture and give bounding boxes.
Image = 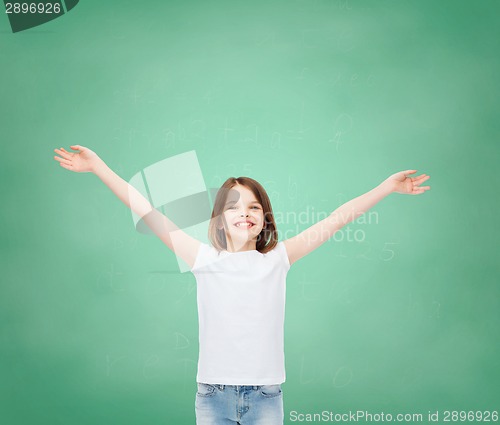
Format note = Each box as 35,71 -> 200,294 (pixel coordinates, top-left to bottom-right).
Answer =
195,383 -> 284,425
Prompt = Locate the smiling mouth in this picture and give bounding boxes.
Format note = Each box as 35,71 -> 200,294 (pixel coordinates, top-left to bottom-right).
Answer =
234,222 -> 255,228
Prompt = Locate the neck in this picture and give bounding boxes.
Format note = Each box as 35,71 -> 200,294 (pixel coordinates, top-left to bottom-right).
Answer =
226,239 -> 257,253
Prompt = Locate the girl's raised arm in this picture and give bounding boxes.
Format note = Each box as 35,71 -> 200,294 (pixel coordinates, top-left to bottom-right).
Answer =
53,145 -> 200,269
282,170 -> 431,266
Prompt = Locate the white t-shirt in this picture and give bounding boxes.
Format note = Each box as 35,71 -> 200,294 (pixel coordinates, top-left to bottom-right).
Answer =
190,241 -> 291,385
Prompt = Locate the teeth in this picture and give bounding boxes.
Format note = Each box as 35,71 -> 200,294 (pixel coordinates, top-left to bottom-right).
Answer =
236,222 -> 253,227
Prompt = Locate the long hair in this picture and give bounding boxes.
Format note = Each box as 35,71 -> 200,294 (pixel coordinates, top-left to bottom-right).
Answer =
208,177 -> 278,254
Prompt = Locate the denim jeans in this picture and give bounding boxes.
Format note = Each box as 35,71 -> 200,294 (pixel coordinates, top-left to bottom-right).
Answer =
195,382 -> 284,425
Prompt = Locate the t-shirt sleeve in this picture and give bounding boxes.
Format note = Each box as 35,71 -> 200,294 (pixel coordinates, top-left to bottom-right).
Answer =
190,242 -> 213,274
277,241 -> 291,271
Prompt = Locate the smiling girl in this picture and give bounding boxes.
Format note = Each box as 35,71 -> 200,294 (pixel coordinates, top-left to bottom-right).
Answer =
54,145 -> 430,425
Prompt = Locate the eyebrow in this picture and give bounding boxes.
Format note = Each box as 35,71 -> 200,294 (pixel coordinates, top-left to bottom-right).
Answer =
225,200 -> 261,206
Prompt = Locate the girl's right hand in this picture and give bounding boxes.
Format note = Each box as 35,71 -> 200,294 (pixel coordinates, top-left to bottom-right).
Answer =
53,145 -> 100,173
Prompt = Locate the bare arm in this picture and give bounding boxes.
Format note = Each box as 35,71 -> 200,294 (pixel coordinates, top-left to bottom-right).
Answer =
283,170 -> 431,265
92,158 -> 156,218
54,145 -> 200,269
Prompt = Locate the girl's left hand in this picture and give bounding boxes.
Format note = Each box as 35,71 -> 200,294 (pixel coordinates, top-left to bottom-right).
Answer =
385,170 -> 431,195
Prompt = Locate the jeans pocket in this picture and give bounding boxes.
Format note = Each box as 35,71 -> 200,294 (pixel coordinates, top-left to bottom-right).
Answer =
260,384 -> 282,398
196,382 -> 217,397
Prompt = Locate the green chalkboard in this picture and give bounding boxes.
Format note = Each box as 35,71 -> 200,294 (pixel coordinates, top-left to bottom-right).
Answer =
1,0 -> 499,424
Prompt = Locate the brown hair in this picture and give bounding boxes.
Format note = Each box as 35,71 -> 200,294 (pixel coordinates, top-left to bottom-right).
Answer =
208,177 -> 278,254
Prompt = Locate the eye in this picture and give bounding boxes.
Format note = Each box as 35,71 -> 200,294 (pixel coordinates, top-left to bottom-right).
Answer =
251,206 -> 260,209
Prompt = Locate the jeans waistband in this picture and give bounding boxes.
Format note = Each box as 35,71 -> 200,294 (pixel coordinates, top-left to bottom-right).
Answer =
213,384 -> 260,390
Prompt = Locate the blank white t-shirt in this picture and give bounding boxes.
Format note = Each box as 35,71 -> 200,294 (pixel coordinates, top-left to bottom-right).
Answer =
190,241 -> 291,385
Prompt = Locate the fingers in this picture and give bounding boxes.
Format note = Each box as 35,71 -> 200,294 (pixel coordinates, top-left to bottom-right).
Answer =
53,154 -> 72,166
53,147 -> 74,169
403,169 -> 417,176
54,148 -> 72,160
411,173 -> 431,194
412,185 -> 430,195
70,144 -> 84,151
414,174 -> 430,184
408,174 -> 430,184
58,161 -> 73,170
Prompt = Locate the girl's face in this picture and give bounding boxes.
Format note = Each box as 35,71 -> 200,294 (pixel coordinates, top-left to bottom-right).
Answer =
221,184 -> 265,249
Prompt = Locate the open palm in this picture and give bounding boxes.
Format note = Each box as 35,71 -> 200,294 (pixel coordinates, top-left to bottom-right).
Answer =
53,145 -> 99,173
387,169 -> 431,195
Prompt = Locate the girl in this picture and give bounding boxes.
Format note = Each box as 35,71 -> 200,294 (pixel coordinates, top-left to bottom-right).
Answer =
53,145 -> 431,425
